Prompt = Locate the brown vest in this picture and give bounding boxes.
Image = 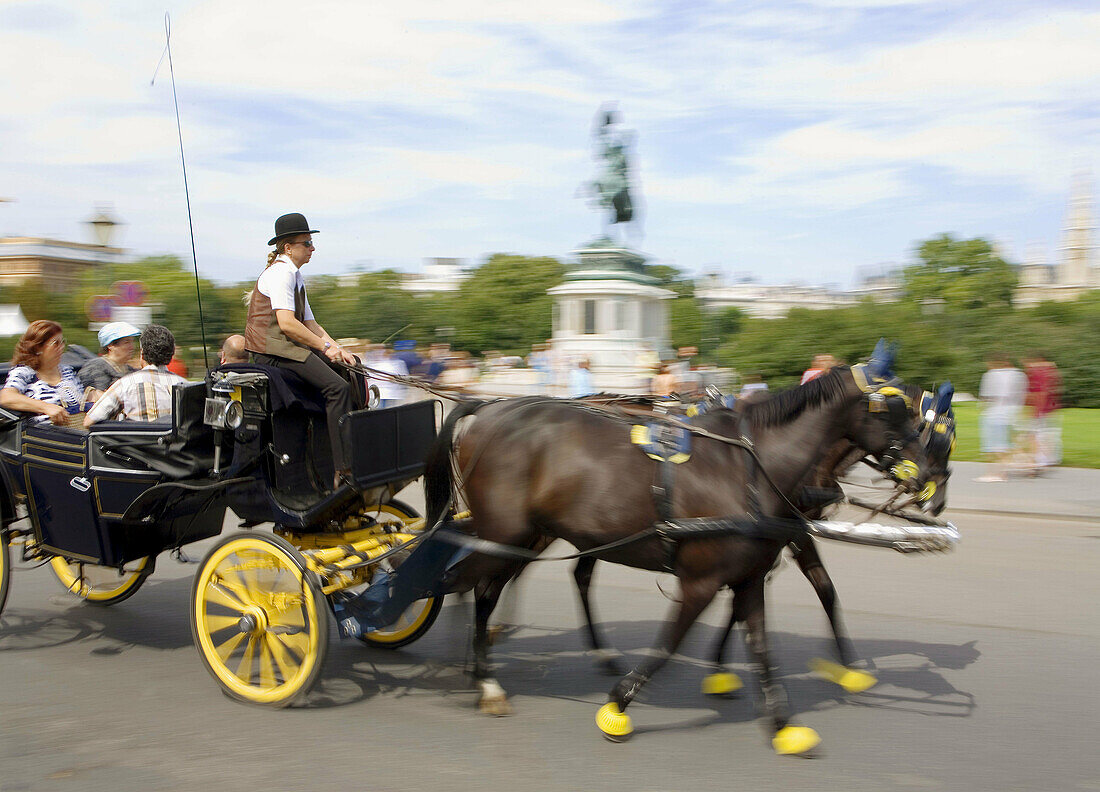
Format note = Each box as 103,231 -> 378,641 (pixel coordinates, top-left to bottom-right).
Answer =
244,275 -> 311,362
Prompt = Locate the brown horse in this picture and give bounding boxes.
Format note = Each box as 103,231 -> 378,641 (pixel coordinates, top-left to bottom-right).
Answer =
565,380 -> 955,691
425,362 -> 932,754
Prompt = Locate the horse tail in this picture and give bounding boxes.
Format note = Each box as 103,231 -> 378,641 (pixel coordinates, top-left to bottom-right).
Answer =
424,398 -> 487,531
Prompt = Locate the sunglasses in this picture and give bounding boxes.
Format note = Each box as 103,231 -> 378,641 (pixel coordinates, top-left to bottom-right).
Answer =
48,337 -> 66,348
295,240 -> 314,249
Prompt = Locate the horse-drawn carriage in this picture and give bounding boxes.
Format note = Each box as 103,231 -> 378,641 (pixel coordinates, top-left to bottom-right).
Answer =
0,342 -> 960,754
0,365 -> 450,705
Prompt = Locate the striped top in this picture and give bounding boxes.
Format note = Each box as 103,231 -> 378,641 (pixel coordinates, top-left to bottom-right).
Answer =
2,365 -> 83,423
84,365 -> 187,424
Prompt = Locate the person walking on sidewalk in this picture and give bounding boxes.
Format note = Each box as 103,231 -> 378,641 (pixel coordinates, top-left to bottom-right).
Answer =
976,352 -> 1027,482
1024,352 -> 1063,472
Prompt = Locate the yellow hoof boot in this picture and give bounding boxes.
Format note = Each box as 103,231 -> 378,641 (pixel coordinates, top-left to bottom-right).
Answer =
810,658 -> 877,693
596,702 -> 634,742
701,671 -> 743,697
772,726 -> 821,756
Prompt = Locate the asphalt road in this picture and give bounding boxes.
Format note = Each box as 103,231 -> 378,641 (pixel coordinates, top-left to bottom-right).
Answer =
1,505 -> 1097,792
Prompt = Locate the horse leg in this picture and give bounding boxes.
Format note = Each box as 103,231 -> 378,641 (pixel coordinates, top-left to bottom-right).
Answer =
701,592 -> 743,697
735,578 -> 821,756
473,575 -> 514,716
596,574 -> 722,742
790,539 -> 877,693
573,558 -> 623,675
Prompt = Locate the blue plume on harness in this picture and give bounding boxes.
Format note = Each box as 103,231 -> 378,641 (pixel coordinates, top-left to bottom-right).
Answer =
631,421 -> 693,464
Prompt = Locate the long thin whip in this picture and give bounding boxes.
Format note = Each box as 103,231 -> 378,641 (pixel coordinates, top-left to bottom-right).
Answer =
152,12 -> 209,369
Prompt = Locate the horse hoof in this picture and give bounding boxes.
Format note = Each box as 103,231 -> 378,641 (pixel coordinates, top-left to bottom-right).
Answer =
701,671 -> 742,697
596,702 -> 633,742
809,658 -> 877,693
478,696 -> 513,717
772,726 -> 821,756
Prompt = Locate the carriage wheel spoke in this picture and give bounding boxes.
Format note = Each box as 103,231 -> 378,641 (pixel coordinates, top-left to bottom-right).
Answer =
214,631 -> 247,664
204,614 -> 241,634
211,578 -> 252,609
265,633 -> 296,681
258,640 -> 277,688
277,629 -> 310,663
235,635 -> 258,682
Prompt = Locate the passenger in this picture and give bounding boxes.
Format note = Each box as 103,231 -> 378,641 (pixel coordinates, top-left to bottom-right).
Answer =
219,334 -> 249,365
83,325 -> 187,427
79,321 -> 140,391
0,320 -> 83,425
244,213 -> 358,484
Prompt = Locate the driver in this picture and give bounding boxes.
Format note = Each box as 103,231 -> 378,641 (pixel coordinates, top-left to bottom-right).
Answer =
244,213 -> 359,486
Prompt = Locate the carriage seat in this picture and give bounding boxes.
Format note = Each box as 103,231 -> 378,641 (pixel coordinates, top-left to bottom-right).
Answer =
88,382 -> 217,479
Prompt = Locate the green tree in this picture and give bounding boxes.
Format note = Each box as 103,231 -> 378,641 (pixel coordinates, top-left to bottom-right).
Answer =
902,234 -> 1018,309
451,254 -> 565,354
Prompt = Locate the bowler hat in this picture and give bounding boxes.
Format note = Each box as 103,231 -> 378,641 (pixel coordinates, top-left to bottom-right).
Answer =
268,213 -> 319,246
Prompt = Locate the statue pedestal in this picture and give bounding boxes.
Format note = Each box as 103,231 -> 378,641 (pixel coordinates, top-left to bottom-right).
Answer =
547,238 -> 674,394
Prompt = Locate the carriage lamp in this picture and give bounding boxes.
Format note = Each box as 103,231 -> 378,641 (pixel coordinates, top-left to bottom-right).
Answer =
204,397 -> 244,431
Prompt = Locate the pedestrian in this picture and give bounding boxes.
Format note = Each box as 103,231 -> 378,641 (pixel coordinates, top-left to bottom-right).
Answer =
801,353 -> 836,385
976,352 -> 1028,482
1024,352 -> 1063,472
568,358 -> 593,397
739,372 -> 769,399
652,362 -> 676,396
79,321 -> 140,392
244,212 -> 360,487
368,345 -> 409,408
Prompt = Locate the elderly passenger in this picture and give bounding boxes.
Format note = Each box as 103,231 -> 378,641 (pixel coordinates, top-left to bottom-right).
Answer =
219,334 -> 248,365
0,320 -> 83,425
84,325 -> 187,426
79,321 -> 140,391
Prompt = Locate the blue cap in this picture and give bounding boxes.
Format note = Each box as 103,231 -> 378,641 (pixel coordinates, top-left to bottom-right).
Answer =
393,340 -> 416,350
98,321 -> 141,348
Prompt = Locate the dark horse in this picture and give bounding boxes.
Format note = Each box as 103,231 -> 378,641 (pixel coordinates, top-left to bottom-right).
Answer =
425,361 -> 931,755
563,379 -> 955,694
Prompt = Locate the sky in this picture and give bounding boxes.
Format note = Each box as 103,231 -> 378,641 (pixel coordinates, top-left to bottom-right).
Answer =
1,0 -> 1098,287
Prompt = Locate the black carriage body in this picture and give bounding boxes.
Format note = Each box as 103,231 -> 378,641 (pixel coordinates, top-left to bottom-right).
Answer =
0,383 -> 227,567
211,366 -> 438,532
0,367 -> 438,565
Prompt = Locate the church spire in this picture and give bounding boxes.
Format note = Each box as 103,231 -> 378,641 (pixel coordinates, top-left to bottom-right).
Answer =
1060,170 -> 1095,286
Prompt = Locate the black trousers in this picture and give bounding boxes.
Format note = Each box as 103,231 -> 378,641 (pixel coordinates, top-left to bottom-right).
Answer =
254,351 -> 354,472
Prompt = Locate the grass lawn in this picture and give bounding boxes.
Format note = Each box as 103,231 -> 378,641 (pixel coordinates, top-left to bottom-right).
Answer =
950,403 -> 1100,469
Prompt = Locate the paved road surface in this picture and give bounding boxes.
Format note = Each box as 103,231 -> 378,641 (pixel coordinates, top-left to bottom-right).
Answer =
1,505 -> 1097,792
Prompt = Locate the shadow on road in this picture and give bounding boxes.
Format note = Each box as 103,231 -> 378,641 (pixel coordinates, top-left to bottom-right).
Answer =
303,602 -> 979,723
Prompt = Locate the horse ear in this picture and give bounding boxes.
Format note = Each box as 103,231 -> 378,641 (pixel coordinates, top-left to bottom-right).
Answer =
934,381 -> 954,414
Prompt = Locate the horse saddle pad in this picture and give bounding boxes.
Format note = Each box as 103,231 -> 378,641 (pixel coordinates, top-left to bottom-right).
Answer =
631,421 -> 692,464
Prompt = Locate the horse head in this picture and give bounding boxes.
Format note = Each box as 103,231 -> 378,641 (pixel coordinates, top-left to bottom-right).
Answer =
914,381 -> 956,515
845,345 -> 933,502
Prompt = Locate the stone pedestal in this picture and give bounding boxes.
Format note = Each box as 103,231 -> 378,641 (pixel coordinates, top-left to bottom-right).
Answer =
547,237 -> 674,394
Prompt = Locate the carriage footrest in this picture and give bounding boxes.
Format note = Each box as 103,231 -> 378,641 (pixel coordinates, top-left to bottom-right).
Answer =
331,526 -> 470,638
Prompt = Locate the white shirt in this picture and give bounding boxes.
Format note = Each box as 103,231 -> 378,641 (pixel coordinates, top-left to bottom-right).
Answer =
369,356 -> 409,401
979,366 -> 1027,418
256,256 -> 315,320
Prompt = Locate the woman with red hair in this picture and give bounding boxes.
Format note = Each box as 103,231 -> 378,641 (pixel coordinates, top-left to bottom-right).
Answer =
0,320 -> 83,425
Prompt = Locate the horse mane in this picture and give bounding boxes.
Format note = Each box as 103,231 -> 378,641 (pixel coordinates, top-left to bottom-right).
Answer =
742,365 -> 853,428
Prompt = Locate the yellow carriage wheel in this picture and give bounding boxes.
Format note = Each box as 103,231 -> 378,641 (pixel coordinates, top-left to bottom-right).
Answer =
49,555 -> 153,606
191,532 -> 328,707
0,532 -> 10,617
355,500 -> 444,650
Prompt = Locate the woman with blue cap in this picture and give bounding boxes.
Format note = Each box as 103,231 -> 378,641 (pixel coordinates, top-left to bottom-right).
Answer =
79,321 -> 140,392
245,213 -> 359,486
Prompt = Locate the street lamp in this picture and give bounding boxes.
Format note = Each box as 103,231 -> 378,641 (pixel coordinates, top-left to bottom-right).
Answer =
85,205 -> 122,247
